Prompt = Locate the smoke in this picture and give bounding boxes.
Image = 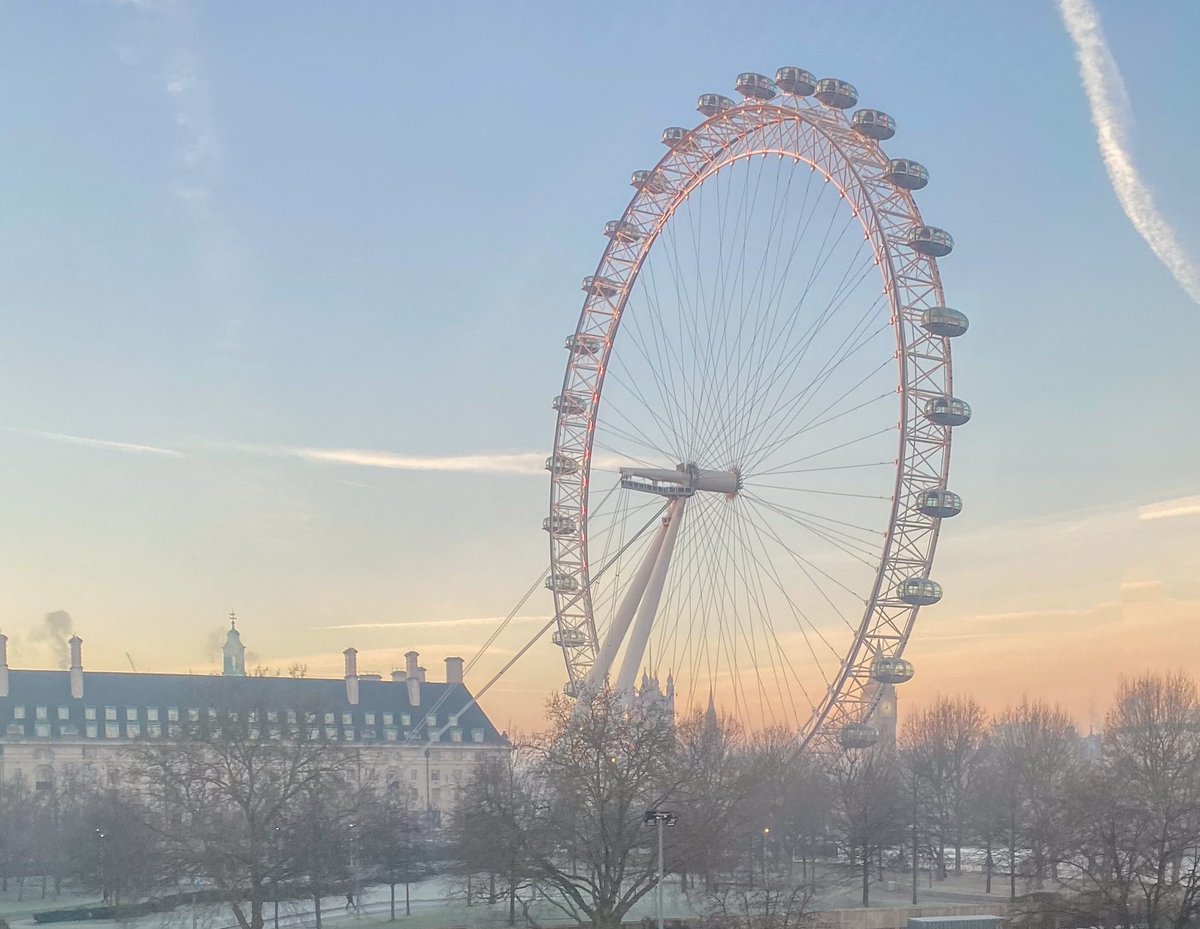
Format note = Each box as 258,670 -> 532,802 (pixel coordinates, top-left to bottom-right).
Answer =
1057,0 -> 1200,305
30,610 -> 74,670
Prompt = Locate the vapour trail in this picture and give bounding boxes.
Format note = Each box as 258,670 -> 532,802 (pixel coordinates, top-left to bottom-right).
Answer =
1057,0 -> 1200,305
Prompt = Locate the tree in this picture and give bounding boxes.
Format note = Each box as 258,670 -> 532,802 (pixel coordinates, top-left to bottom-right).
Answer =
520,685 -> 694,929
63,784 -> 163,905
131,691 -> 355,929
360,788 -> 429,921
827,744 -> 905,906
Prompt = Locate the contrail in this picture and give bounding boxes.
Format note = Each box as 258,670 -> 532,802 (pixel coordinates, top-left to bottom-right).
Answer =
11,429 -> 185,458
1057,0 -> 1200,305
292,446 -> 545,475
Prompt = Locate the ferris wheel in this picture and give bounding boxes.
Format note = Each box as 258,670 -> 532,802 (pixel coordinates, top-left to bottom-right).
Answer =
543,68 -> 970,750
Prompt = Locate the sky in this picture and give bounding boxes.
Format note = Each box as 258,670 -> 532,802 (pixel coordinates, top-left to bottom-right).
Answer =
0,0 -> 1197,733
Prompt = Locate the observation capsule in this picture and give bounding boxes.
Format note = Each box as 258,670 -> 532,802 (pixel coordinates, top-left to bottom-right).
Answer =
582,275 -> 621,297
774,67 -> 817,96
604,219 -> 644,242
544,573 -> 579,593
920,306 -> 970,338
924,395 -> 972,427
871,656 -> 915,685
851,109 -> 896,141
543,514 -> 577,536
897,577 -> 943,606
545,454 -> 580,475
814,78 -> 858,109
631,169 -> 666,193
565,333 -> 605,356
918,489 -> 963,519
735,72 -> 777,101
552,392 -> 591,416
662,126 -> 688,148
884,159 -> 929,191
839,723 -> 879,750
563,680 -> 578,697
552,628 -> 589,649
908,225 -> 954,258
697,93 -> 735,117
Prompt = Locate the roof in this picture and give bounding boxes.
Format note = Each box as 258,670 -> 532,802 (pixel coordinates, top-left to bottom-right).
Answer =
0,669 -> 505,746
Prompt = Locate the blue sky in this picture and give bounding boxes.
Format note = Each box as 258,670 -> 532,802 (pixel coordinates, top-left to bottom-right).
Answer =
1,1 -> 1197,727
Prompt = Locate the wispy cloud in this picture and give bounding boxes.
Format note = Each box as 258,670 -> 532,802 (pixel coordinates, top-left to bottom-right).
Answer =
10,429 -> 184,459
1057,0 -> 1200,305
286,446 -> 546,476
317,616 -> 546,631
1138,494 -> 1200,522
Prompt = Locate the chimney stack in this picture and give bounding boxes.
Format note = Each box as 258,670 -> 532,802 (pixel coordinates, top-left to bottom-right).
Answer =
0,633 -> 9,698
344,647 -> 359,706
69,635 -> 84,699
445,656 -> 464,684
404,651 -> 421,707
391,669 -> 407,683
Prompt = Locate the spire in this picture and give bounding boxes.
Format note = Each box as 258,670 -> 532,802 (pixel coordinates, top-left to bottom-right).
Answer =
223,613 -> 246,676
704,689 -> 717,727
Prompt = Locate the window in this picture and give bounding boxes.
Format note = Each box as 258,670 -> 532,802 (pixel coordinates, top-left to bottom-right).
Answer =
364,713 -> 375,725
471,729 -> 484,743
147,708 -> 159,722
13,706 -> 25,719
86,724 -> 98,739
127,724 -> 141,738
267,711 -> 278,723
431,788 -> 441,806
169,724 -> 181,737
309,728 -> 320,740
382,713 -> 393,726
105,723 -> 119,739
188,707 -> 200,721
34,723 -> 51,738
287,711 -> 296,724
410,769 -> 417,782
342,712 -> 352,726
168,707 -> 179,722
344,729 -> 355,741
324,712 -> 335,725
5,724 -> 22,736
450,729 -> 462,743
384,727 -> 398,741
147,724 -> 161,738
36,706 -> 48,720
400,713 -> 411,726
105,707 -> 117,721
57,706 -> 70,720
126,708 -> 138,721
425,714 -> 437,728
60,724 -> 79,737
85,707 -> 97,721
431,770 -> 440,783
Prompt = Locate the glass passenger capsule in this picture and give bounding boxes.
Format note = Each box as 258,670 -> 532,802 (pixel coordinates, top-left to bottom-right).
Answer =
544,573 -> 579,593
814,79 -> 858,109
897,577 -> 943,606
735,72 -> 777,101
775,67 -> 817,96
552,392 -> 591,416
851,109 -> 896,140
924,396 -> 972,426
582,275 -> 621,297
918,489 -> 963,519
564,333 -> 605,355
542,514 -> 577,536
545,454 -> 580,475
908,225 -> 954,258
839,723 -> 879,750
871,656 -> 915,685
662,126 -> 688,148
604,219 -> 644,242
884,159 -> 929,191
631,169 -> 666,193
920,306 -> 969,338
552,628 -> 589,649
697,93 -> 735,117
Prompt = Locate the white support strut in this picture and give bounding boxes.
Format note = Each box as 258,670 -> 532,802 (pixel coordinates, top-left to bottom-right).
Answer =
615,497 -> 685,692
586,515 -> 670,686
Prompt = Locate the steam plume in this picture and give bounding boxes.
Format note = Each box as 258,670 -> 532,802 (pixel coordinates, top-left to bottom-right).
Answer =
30,610 -> 74,670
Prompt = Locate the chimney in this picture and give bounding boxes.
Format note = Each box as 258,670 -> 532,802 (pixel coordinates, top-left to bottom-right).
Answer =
391,669 -> 407,683
69,635 -> 84,699
416,666 -> 426,683
445,656 -> 464,684
0,633 -> 8,698
343,647 -> 359,706
404,650 -> 419,677
404,650 -> 421,706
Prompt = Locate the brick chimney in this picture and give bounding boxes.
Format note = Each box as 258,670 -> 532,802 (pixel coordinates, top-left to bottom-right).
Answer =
69,635 -> 84,699
445,656 -> 464,684
344,647 -> 359,706
404,650 -> 421,707
0,633 -> 9,698
390,669 -> 407,683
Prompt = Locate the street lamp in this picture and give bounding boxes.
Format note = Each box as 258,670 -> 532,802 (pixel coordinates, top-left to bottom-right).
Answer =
644,810 -> 677,929
94,829 -> 107,903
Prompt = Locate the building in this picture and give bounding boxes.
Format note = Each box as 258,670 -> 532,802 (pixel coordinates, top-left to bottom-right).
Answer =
0,623 -> 507,816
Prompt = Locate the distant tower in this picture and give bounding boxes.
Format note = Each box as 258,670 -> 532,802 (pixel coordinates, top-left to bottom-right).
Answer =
222,613 -> 246,677
871,681 -> 898,750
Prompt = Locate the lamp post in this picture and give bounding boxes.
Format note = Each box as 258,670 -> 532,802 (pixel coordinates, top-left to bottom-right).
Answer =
94,829 -> 107,904
762,827 -> 770,892
644,810 -> 677,929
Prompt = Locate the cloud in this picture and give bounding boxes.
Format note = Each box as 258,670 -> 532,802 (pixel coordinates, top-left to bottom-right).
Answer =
1138,494 -> 1200,522
318,616 -> 546,631
1057,0 -> 1200,305
11,428 -> 184,458
287,446 -> 546,476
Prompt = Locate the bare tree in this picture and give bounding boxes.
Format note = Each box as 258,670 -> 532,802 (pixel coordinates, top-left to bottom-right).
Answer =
828,745 -> 905,906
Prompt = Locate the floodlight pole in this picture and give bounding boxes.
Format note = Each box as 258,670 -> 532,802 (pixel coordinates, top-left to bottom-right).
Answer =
644,810 -> 677,929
